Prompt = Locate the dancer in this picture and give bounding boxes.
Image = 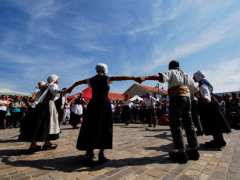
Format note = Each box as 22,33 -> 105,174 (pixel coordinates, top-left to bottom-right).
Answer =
18,81 -> 47,144
193,71 -> 231,148
140,60 -> 199,163
28,75 -> 68,153
67,63 -> 140,163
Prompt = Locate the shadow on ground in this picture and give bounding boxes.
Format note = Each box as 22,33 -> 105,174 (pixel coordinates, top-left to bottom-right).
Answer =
145,131 -> 172,141
1,149 -> 170,173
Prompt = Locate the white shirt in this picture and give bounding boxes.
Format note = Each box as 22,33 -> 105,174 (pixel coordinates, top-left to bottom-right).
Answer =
111,104 -> 116,112
0,100 -> 8,111
122,100 -> 131,107
161,70 -> 198,93
143,96 -> 158,108
199,84 -> 211,102
71,104 -> 83,115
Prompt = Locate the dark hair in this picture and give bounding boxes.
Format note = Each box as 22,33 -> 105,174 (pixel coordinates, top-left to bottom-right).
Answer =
168,60 -> 180,70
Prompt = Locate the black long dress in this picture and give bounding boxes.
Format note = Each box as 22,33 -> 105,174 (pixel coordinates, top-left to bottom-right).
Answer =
20,88 -> 60,142
18,88 -> 46,142
76,75 -> 113,150
32,90 -> 60,142
198,80 -> 231,135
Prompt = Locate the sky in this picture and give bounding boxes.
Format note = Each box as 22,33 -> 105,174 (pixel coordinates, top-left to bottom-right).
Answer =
0,0 -> 240,94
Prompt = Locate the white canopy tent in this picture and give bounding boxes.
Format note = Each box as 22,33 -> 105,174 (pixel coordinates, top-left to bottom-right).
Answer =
129,95 -> 143,102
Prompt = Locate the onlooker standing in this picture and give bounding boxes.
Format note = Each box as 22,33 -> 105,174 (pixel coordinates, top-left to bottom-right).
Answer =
69,95 -> 84,128
10,96 -> 25,128
121,95 -> 131,125
143,93 -> 158,128
0,96 -> 9,129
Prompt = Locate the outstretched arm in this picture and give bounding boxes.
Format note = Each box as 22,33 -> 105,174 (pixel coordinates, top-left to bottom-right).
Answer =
64,79 -> 88,94
109,76 -> 137,81
140,74 -> 164,83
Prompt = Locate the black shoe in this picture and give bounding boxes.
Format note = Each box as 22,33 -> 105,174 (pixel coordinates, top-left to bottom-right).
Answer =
204,140 -> 226,148
169,151 -> 188,164
98,152 -> 109,164
186,149 -> 200,160
84,151 -> 94,162
42,143 -> 58,150
217,140 -> 226,147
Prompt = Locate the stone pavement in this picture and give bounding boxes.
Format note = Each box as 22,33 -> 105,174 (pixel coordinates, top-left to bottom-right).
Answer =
0,124 -> 240,180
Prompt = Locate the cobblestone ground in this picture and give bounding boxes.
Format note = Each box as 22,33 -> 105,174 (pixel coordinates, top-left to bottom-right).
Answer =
0,124 -> 240,180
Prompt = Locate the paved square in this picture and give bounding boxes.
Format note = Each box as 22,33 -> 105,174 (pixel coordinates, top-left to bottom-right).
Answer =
0,124 -> 239,180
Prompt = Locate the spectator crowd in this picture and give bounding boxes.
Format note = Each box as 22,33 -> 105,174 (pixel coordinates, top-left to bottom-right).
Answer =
0,91 -> 239,131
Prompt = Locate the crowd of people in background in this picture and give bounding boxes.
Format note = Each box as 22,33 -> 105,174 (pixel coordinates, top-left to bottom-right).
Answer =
0,90 -> 239,131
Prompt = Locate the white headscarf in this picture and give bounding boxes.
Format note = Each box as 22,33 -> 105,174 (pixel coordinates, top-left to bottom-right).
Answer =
96,63 -> 108,74
47,74 -> 59,83
193,71 -> 205,82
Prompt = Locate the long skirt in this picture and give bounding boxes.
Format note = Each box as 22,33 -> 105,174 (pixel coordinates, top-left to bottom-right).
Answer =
22,101 -> 60,142
76,99 -> 112,150
199,96 -> 231,135
18,107 -> 37,142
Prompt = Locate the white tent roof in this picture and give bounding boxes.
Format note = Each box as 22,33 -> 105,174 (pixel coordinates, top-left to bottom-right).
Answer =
129,95 -> 143,102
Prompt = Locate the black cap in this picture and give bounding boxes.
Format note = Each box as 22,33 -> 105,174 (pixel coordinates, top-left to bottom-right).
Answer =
168,60 -> 180,70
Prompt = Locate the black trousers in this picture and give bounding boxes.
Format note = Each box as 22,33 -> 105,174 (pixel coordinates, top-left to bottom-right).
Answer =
169,96 -> 198,151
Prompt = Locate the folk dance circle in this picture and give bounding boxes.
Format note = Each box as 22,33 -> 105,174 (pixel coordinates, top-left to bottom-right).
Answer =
18,60 -> 231,164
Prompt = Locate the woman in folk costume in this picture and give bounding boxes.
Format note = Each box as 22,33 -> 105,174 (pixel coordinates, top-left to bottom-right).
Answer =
139,60 -> 199,163
19,81 -> 47,143
28,74 -> 67,153
193,71 -> 231,148
67,63 -> 140,163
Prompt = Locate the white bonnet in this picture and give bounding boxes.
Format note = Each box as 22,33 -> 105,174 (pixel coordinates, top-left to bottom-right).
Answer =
47,74 -> 59,83
193,71 -> 205,82
96,63 -> 108,74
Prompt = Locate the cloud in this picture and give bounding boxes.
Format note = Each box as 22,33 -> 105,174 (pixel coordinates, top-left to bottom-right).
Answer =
125,0 -> 191,35
142,10 -> 240,72
0,88 -> 30,96
204,58 -> 240,93
0,51 -> 35,64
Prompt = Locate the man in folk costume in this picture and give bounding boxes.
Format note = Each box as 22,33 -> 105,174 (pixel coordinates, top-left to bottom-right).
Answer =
66,63 -> 140,163
28,74 -> 67,153
193,71 -> 231,148
140,60 -> 199,163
